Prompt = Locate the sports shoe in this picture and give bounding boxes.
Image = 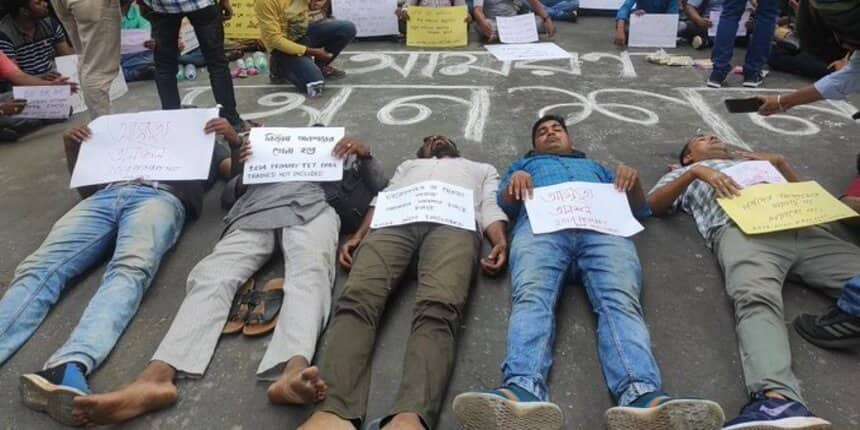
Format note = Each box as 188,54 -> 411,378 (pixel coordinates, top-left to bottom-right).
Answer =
742,72 -> 765,88
723,393 -> 831,430
567,11 -> 578,22
794,305 -> 860,349
452,384 -> 563,430
606,391 -> 725,430
707,71 -> 727,88
20,362 -> 92,426
692,35 -> 705,49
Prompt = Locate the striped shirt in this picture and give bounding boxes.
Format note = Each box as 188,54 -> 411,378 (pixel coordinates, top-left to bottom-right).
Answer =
0,15 -> 65,76
143,0 -> 215,14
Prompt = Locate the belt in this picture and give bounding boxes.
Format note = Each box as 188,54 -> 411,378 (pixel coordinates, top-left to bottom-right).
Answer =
104,179 -> 177,195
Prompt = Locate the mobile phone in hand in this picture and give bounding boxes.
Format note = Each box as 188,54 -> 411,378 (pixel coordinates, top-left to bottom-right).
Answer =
725,97 -> 764,113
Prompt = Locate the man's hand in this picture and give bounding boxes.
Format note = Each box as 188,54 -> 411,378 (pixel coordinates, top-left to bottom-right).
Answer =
614,164 -> 639,192
338,235 -> 363,270
828,58 -> 848,71
735,151 -> 786,166
476,18 -> 496,40
506,171 -> 534,201
63,126 -> 92,148
0,99 -> 27,116
614,24 -> 627,46
396,8 -> 410,20
691,165 -> 741,198
220,0 -> 234,20
144,39 -> 156,50
178,39 -> 186,52
332,137 -> 370,159
756,95 -> 785,116
480,242 -> 508,275
238,141 -> 253,163
306,47 -> 334,64
543,17 -> 556,38
204,118 -> 241,147
41,71 -> 63,81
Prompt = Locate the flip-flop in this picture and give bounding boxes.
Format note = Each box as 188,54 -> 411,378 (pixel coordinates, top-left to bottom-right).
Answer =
242,278 -> 285,337
222,279 -> 255,335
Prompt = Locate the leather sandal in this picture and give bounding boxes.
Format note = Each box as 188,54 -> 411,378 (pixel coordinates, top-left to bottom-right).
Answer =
242,278 -> 285,337
222,279 -> 256,335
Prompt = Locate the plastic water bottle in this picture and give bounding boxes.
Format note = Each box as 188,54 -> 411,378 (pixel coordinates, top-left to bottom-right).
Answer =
245,57 -> 259,76
253,51 -> 268,73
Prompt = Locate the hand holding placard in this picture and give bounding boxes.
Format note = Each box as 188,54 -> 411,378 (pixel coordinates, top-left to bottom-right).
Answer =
524,182 -> 644,236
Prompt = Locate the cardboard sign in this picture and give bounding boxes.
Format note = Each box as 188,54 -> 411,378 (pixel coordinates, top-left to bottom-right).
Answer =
485,42 -> 571,61
524,181 -> 644,236
406,6 -> 469,48
721,160 -> 787,188
628,13 -> 679,48
496,13 -> 539,44
55,55 -> 128,114
332,0 -> 399,37
372,180 -> 476,231
121,29 -> 150,55
243,127 -> 345,184
12,85 -> 71,119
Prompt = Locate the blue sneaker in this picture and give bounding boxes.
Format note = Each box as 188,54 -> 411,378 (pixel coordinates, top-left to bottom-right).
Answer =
606,391 -> 725,430
452,384 -> 563,430
742,72 -> 765,88
723,393 -> 831,429
707,71 -> 728,88
19,362 -> 92,426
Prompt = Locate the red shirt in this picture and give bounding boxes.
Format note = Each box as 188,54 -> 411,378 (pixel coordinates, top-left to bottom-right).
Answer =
0,51 -> 20,79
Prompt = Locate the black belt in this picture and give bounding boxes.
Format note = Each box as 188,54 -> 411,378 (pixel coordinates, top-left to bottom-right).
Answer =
105,180 -> 177,196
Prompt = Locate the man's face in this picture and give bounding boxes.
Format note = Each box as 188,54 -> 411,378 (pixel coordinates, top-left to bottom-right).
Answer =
27,0 -> 49,19
533,120 -> 573,155
685,135 -> 731,164
420,135 -> 459,158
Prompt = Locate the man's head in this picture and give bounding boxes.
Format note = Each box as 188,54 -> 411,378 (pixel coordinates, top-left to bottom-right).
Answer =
416,135 -> 460,159
531,115 -> 574,155
9,0 -> 49,19
679,134 -> 731,166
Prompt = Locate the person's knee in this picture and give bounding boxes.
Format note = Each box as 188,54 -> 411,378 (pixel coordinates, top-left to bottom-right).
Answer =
412,299 -> 462,336
337,20 -> 357,39
730,284 -> 783,320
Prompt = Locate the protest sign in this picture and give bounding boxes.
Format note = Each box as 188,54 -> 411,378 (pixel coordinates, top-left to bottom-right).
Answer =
69,108 -> 219,188
579,0 -> 625,9
179,18 -> 199,55
708,9 -> 751,37
485,42 -> 571,61
721,160 -> 787,188
717,181 -> 858,234
121,29 -> 150,55
406,6 -> 469,48
55,55 -> 128,114
628,14 -> 679,48
243,127 -> 345,184
371,180 -> 475,231
223,0 -> 261,39
524,182 -> 644,236
497,13 -> 539,44
332,0 -> 399,37
12,86 -> 71,119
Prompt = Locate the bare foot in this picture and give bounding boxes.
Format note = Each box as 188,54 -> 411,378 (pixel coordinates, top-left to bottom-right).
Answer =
73,380 -> 177,424
298,411 -> 356,430
383,413 -> 425,430
267,365 -> 327,405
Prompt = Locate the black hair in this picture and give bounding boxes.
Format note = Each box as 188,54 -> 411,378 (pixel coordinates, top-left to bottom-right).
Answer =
416,135 -> 458,158
679,135 -> 704,166
531,114 -> 568,147
7,0 -> 29,17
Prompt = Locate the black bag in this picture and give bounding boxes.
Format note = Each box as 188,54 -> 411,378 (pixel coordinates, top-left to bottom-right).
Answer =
322,159 -> 378,234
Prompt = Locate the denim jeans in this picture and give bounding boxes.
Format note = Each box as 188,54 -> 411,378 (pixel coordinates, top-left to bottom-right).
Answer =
838,276 -> 860,316
711,0 -> 779,78
0,185 -> 185,373
121,51 -> 155,82
148,5 -> 242,126
528,0 -> 580,20
272,19 -> 356,93
502,221 -> 661,406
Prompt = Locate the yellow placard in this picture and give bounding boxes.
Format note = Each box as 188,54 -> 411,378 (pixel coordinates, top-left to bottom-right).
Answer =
406,6 -> 469,48
223,0 -> 261,40
717,181 -> 858,234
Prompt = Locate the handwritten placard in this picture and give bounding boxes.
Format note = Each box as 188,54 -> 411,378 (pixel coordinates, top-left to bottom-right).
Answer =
628,14 -> 679,48
243,127 -> 345,184
69,108 -> 219,188
721,160 -> 786,188
708,9 -> 751,37
12,85 -> 71,119
332,0 -> 399,37
524,182 -> 644,236
485,42 -> 571,61
223,0 -> 261,39
55,55 -> 128,114
371,180 -> 476,231
717,181 -> 858,234
497,13 -> 539,44
579,0 -> 625,10
179,18 -> 199,55
406,6 -> 469,48
121,29 -> 150,55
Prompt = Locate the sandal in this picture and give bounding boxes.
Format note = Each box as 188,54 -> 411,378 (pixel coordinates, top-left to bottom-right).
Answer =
222,279 -> 256,334
242,278 -> 285,337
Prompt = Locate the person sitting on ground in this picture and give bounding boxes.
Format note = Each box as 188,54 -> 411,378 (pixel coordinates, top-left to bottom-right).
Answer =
766,0 -> 850,80
0,0 -> 74,77
120,0 -> 156,82
614,0 -> 680,46
452,115 -> 725,430
473,0 -> 556,43
531,0 -> 580,22
396,0 -> 470,36
0,50 -> 74,142
0,118 -> 232,426
257,0 -> 356,96
648,134 -> 860,429
680,0 -> 719,49
298,135 -> 509,430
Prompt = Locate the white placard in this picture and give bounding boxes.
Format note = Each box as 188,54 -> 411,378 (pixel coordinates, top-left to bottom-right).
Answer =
179,18 -> 199,55
524,182 -> 644,237
243,127 -> 345,184
69,108 -> 219,188
721,160 -> 787,188
55,55 -> 128,114
628,13 -> 679,48
12,85 -> 71,119
496,13 -> 539,44
485,42 -> 572,62
371,180 -> 476,231
579,0 -> 625,10
121,29 -> 150,55
708,9 -> 751,37
332,0 -> 399,37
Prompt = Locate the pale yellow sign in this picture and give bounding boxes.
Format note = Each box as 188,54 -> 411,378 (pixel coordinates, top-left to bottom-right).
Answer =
223,0 -> 261,40
406,6 -> 469,48
717,181 -> 858,234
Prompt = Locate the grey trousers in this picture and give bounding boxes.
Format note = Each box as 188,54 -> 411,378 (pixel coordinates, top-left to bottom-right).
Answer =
713,224 -> 860,403
152,206 -> 339,380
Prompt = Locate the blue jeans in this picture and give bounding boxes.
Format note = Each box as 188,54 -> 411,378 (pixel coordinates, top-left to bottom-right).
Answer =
121,51 -> 156,82
529,0 -> 580,20
711,0 -> 779,78
502,221 -> 661,406
838,276 -> 860,316
272,19 -> 356,93
0,185 -> 185,372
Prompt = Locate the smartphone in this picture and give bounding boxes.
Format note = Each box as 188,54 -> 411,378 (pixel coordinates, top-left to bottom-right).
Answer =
725,97 -> 764,113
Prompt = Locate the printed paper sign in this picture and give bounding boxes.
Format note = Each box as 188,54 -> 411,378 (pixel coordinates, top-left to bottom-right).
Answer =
721,160 -> 787,188
243,127 -> 345,184
55,55 -> 128,114
69,108 -> 219,188
628,14 -> 679,48
121,29 -> 150,55
497,13 -> 539,44
579,0 -> 625,10
223,0 -> 261,39
179,18 -> 199,55
371,180 -> 476,231
708,9 -> 751,37
524,182 -> 644,237
332,0 -> 399,37
12,85 -> 71,119
485,42 -> 572,62
717,181 -> 858,234
406,6 -> 469,48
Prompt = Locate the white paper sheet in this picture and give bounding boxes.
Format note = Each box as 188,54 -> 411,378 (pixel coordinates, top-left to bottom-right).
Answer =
12,85 -> 71,119
55,55 -> 128,114
708,9 -> 751,37
243,127 -> 345,184
179,18 -> 199,55
628,13 -> 679,48
721,160 -> 787,188
332,0 -> 399,37
579,0 -> 625,10
524,182 -> 644,237
485,42 -> 572,62
496,13 -> 539,44
121,29 -> 150,55
69,108 -> 219,188
371,180 -> 476,231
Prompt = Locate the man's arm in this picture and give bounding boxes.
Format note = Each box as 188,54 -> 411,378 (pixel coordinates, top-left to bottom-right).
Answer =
338,207 -> 374,270
63,126 -> 100,198
256,0 -> 332,62
616,0 -> 637,21
759,51 -> 858,115
480,220 -> 508,275
647,165 -> 740,215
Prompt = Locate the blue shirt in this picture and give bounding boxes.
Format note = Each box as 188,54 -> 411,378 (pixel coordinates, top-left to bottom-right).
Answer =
616,0 -> 679,21
814,51 -> 859,100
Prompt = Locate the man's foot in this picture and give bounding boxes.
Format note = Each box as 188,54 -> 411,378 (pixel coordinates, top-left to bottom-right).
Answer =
794,306 -> 860,349
72,377 -> 177,425
452,385 -> 563,430
723,392 -> 831,429
267,365 -> 327,405
605,391 -> 725,430
707,71 -> 727,88
298,411 -> 357,430
19,362 -> 91,426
